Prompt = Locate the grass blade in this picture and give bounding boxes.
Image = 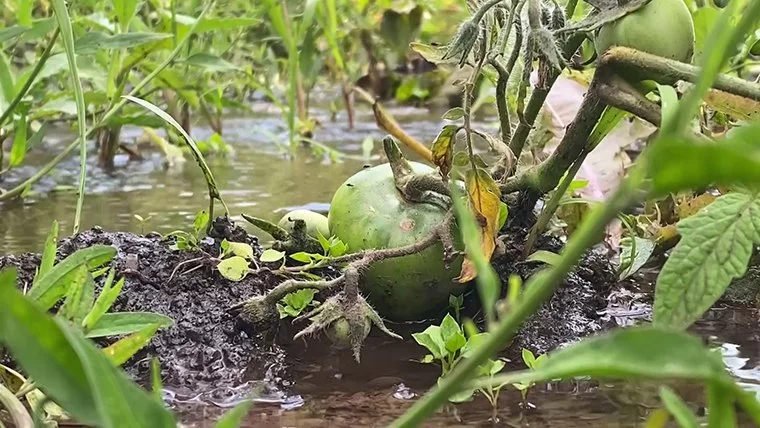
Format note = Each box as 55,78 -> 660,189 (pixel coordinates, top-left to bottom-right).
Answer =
50,0 -> 88,234
29,245 -> 116,311
102,324 -> 161,366
82,269 -> 123,330
84,312 -> 173,338
123,95 -> 229,224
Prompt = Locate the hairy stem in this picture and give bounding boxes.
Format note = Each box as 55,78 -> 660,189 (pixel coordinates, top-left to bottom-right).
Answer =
509,34 -> 585,159
596,76 -> 662,126
601,47 -> 760,101
504,74 -> 607,196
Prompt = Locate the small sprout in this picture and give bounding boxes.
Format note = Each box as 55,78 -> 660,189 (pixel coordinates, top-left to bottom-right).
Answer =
277,289 -> 318,319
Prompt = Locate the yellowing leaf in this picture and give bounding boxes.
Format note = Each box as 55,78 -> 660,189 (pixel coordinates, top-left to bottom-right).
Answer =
102,324 -> 160,366
430,125 -> 458,179
457,168 -> 501,282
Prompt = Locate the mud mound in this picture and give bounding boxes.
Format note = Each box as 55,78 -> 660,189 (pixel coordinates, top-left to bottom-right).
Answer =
490,225 -> 616,355
0,218 -> 618,398
0,220 -> 287,397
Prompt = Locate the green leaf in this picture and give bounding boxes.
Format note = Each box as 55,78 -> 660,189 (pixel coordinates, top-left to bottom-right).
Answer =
618,236 -> 655,280
184,53 -> 240,72
0,51 -> 15,105
691,8 -> 721,63
75,32 -> 173,54
656,84 -> 679,133
0,267 -> 97,425
84,312 -> 174,338
23,122 -> 46,154
113,0 -> 141,31
588,108 -> 626,150
328,239 -> 348,257
260,249 -> 285,263
290,252 -> 316,263
62,321 -> 176,427
0,25 -> 31,44
461,332 -> 490,359
82,270 -> 125,330
442,107 -> 464,121
57,265 -> 94,324
29,245 -> 116,311
410,42 -> 456,65
653,192 -> 760,330
17,0 -> 33,26
526,250 -> 562,266
474,327 -> 729,398
32,220 -> 59,291
522,348 -> 537,368
52,0 -> 88,234
214,400 -> 253,428
498,201 -> 509,230
193,210 -> 210,235
122,95 -> 223,209
659,386 -> 700,428
439,314 -> 466,354
226,242 -> 254,260
646,127 -> 760,196
150,358 -> 162,402
217,256 -> 250,281
412,325 -> 445,360
102,324 -> 160,366
282,289 -> 317,310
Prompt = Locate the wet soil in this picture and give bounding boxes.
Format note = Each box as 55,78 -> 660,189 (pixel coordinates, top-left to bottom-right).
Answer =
0,213 -> 618,400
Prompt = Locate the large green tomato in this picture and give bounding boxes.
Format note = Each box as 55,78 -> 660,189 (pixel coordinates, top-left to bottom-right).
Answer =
328,162 -> 465,321
595,0 -> 695,78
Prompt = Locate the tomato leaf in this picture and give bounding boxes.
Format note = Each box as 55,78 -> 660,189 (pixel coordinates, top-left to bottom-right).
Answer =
646,126 -> 760,197
654,192 -> 760,329
457,167 -> 501,283
430,125 -> 458,179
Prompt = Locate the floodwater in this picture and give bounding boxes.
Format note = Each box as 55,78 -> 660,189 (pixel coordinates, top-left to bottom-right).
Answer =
1,102 -> 759,427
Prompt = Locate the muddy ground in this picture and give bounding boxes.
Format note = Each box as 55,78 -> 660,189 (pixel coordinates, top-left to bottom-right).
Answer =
0,216 -> 623,400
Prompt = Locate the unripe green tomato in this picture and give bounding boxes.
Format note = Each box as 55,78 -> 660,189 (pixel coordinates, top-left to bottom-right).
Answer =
595,0 -> 695,81
325,316 -> 371,349
328,162 -> 465,321
277,209 -> 330,240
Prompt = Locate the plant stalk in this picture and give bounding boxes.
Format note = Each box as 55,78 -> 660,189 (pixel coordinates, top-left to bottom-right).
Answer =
0,28 -> 60,129
0,1 -> 216,202
392,169 -> 646,428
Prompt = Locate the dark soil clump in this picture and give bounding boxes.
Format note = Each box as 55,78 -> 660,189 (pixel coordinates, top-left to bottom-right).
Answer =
489,223 -> 616,355
0,219 -> 288,398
